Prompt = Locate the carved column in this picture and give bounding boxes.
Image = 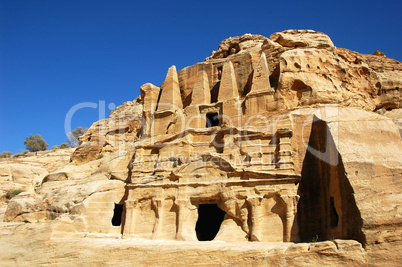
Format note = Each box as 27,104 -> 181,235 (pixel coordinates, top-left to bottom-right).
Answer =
152,198 -> 165,239
247,197 -> 263,241
281,195 -> 300,242
175,199 -> 196,241
122,200 -> 138,238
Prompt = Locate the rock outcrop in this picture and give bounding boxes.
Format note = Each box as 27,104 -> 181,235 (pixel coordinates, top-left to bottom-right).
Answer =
70,98 -> 143,164
1,30 -> 401,265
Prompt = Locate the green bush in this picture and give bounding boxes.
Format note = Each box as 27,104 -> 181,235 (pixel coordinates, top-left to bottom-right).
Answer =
24,134 -> 48,152
5,189 -> 24,200
97,154 -> 104,160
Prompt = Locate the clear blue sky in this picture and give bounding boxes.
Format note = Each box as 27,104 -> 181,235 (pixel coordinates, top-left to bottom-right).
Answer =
1,0 -> 401,153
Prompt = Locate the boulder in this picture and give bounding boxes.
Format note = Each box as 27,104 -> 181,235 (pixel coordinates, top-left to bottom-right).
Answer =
269,29 -> 335,48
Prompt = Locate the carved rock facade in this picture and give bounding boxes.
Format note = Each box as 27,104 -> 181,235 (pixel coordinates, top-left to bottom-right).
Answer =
116,30 -> 401,244
3,30 -> 402,265
122,37 -> 302,242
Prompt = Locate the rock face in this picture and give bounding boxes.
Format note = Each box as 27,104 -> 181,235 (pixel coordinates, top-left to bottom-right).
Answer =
1,30 -> 401,265
70,98 -> 143,164
295,107 -> 402,245
0,148 -> 74,195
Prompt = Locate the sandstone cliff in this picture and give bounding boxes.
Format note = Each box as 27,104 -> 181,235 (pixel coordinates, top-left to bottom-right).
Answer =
1,30 -> 401,266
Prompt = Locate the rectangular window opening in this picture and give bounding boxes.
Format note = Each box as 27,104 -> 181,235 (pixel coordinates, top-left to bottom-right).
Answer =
206,113 -> 220,128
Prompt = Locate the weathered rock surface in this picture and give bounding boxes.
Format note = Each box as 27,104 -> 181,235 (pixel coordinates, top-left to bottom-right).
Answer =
269,29 -> 335,48
292,107 -> 402,247
380,108 -> 402,136
70,98 -> 142,164
3,152 -> 126,233
0,148 -> 74,196
1,148 -> 74,172
206,33 -> 275,60
0,222 -> 369,266
0,164 -> 47,192
1,30 -> 401,265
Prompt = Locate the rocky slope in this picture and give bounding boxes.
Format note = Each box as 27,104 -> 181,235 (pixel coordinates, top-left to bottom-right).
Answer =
0,30 -> 401,266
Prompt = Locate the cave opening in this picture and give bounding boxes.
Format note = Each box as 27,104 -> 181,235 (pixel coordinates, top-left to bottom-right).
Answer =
195,204 -> 226,241
206,113 -> 220,128
111,203 -> 123,226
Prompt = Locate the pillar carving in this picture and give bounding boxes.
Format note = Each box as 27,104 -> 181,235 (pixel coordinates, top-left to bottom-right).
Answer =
122,200 -> 139,238
280,195 -> 300,242
246,196 -> 263,241
175,199 -> 197,241
152,198 -> 165,239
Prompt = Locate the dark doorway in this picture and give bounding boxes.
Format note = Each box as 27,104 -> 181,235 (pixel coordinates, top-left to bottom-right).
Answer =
195,204 -> 226,241
206,113 -> 219,128
111,203 -> 123,226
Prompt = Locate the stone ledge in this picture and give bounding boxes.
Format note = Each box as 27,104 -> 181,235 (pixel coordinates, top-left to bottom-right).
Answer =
0,223 -> 367,267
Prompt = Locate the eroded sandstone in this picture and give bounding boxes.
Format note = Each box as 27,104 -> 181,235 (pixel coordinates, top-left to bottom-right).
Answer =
1,29 -> 401,265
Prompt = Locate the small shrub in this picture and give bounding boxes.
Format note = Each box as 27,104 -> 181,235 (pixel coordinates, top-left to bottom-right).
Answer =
5,189 -> 24,200
52,143 -> 69,150
97,154 -> 104,160
59,143 -> 69,149
0,151 -> 12,158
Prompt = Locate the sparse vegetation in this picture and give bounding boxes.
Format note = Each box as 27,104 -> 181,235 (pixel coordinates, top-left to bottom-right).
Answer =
5,189 -> 24,200
24,134 -> 48,152
0,151 -> 12,158
52,143 -> 69,150
97,154 -> 104,160
59,143 -> 69,149
13,151 -> 29,158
